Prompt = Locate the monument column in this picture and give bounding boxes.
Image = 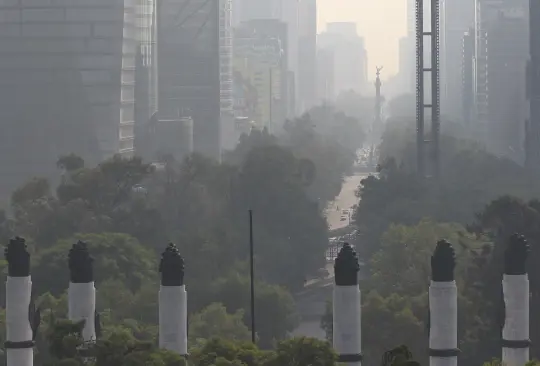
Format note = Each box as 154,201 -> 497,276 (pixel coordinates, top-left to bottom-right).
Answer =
68,241 -> 96,342
502,234 -> 530,366
333,243 -> 361,366
5,237 -> 37,366
429,240 -> 459,366
159,243 -> 187,355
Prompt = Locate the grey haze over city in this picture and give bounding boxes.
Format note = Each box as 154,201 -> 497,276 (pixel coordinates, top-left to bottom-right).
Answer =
0,0 -> 538,365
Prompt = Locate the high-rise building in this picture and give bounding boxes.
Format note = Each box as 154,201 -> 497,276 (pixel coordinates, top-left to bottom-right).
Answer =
233,25 -> 284,133
440,0 -> 475,120
316,47 -> 335,102
236,20 -> 288,133
298,0 -> 317,112
526,0 -> 540,170
488,7 -> 528,159
0,0 -> 156,194
236,0 -> 299,117
398,36 -> 414,93
318,22 -> 367,96
407,0 -> 415,36
474,0 -> 529,158
157,0 -> 232,161
461,28 -> 475,125
280,0 -> 299,114
240,0 -> 281,20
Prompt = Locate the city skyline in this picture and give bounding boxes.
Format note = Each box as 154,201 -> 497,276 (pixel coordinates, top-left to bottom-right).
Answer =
317,0 -> 407,80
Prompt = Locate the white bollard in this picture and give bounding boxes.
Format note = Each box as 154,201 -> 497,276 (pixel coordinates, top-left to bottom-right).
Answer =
159,243 -> 188,356
5,237 -> 35,366
68,241 -> 96,342
429,240 -> 458,366
333,243 -> 361,366
502,234 -> 530,366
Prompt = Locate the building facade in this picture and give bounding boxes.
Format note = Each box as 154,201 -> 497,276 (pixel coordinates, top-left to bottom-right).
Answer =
486,8 -> 528,159
461,28 -> 475,125
0,0 -> 156,194
440,0 -> 475,120
233,24 -> 284,134
157,0 -> 231,161
398,36 -> 414,93
526,0 -> 540,170
316,47 -> 335,102
318,22 -> 367,97
298,0 -> 317,112
473,0 -> 529,159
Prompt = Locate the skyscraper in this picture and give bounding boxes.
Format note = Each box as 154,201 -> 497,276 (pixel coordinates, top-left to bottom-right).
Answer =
234,24 -> 285,133
316,47 -> 335,102
236,0 -> 299,117
474,0 -> 529,158
461,28 -> 475,125
298,0 -> 317,112
157,0 -> 232,161
527,0 -> 540,170
0,0 -> 156,194
439,0 -> 475,120
318,23 -> 367,96
398,36 -> 414,93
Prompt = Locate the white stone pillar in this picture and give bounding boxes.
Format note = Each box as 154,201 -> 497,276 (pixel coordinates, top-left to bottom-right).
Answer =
68,241 -> 96,342
429,240 -> 458,366
158,243 -> 188,356
5,237 -> 34,366
159,285 -> 188,354
502,234 -> 530,366
333,243 -> 361,366
68,283 -> 96,341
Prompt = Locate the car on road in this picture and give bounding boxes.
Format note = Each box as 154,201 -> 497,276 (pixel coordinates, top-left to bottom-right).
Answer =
340,216 -> 347,221
341,209 -> 349,215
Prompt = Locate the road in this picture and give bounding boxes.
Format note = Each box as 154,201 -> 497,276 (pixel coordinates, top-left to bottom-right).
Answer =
325,174 -> 369,231
291,172 -> 370,339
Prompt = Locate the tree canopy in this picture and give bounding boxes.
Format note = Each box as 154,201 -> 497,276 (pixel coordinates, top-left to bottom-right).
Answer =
337,119 -> 540,365
0,110 -> 364,358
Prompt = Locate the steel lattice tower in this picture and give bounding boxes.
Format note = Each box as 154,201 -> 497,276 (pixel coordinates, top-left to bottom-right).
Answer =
416,0 -> 441,177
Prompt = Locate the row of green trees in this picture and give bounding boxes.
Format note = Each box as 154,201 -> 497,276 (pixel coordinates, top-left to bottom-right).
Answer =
0,112 -> 364,357
321,118 -> 540,365
1,314 -> 338,366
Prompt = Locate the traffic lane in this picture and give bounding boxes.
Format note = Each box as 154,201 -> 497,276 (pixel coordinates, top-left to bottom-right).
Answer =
326,174 -> 368,230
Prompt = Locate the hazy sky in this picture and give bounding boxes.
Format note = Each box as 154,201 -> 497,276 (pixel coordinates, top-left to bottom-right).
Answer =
317,0 -> 407,80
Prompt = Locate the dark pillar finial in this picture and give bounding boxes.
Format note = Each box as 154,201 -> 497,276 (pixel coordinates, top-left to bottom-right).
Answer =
504,233 -> 529,275
334,242 -> 360,286
159,243 -> 185,286
68,241 -> 94,283
5,237 -> 30,277
431,240 -> 456,282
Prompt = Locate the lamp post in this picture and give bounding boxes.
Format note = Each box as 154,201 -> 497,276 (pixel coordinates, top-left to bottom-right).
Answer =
249,210 -> 256,343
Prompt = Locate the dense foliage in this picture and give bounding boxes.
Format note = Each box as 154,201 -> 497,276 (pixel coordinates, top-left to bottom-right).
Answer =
0,112 -> 363,361
317,118 -> 540,365
32,318 -> 336,366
